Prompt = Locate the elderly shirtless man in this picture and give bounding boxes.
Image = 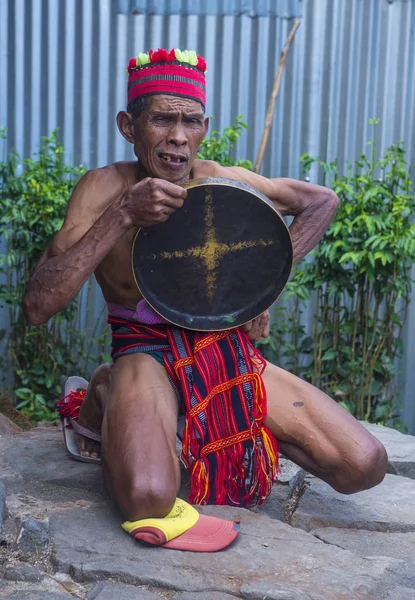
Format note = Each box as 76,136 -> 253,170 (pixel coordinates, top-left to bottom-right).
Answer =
23,49 -> 387,542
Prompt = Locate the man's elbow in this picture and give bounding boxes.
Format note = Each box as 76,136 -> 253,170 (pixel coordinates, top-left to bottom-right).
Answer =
22,294 -> 49,326
326,189 -> 340,214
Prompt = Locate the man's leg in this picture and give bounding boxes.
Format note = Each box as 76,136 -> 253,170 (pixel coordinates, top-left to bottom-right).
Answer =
76,363 -> 111,459
101,353 -> 180,521
262,362 -> 388,494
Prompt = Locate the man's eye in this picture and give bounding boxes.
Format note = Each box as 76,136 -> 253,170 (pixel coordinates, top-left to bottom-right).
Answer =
155,116 -> 170,122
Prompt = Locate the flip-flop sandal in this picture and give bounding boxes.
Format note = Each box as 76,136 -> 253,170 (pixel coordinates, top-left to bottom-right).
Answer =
123,498 -> 240,552
56,376 -> 101,465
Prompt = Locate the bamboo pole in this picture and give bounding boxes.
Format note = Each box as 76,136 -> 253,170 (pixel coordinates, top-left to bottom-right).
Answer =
254,19 -> 301,174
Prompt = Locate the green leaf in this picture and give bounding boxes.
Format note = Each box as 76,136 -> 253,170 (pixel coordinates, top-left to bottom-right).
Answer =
375,404 -> 389,420
45,375 -> 54,389
15,387 -> 33,400
299,336 -> 313,352
16,399 -> 31,409
322,348 -> 337,361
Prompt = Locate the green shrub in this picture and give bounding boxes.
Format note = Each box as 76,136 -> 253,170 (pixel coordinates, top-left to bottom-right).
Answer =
0,131 -> 110,422
259,123 -> 415,428
198,116 -> 252,169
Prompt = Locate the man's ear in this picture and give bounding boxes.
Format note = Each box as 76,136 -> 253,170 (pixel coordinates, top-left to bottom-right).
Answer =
116,111 -> 135,144
203,116 -> 210,139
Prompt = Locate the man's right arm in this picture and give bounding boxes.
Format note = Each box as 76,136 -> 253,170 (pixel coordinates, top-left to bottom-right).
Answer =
22,167 -> 187,325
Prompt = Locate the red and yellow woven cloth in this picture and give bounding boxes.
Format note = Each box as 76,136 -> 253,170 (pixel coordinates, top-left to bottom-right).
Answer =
126,48 -> 207,110
109,316 -> 279,508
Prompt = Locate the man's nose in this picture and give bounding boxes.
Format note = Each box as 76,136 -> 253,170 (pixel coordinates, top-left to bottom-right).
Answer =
167,123 -> 187,146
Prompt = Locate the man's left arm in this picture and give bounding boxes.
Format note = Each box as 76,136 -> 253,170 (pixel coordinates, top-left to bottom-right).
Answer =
211,165 -> 339,342
220,166 -> 340,264
266,177 -> 339,264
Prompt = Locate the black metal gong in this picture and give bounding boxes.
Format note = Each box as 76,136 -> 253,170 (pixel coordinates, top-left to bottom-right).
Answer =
132,177 -> 293,331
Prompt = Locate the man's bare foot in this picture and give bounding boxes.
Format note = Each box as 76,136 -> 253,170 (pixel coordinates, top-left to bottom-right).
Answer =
75,364 -> 111,459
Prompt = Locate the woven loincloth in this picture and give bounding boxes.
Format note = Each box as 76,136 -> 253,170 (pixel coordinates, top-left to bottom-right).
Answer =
108,304 -> 279,508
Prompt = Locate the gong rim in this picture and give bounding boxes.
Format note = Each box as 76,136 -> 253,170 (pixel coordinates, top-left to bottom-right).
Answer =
131,177 -> 293,331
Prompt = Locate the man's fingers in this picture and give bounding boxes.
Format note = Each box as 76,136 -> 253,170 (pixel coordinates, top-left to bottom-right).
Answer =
261,311 -> 270,337
262,318 -> 270,338
244,312 -> 270,341
153,178 -> 188,199
241,311 -> 271,341
241,320 -> 252,333
161,206 -> 175,217
159,195 -> 185,209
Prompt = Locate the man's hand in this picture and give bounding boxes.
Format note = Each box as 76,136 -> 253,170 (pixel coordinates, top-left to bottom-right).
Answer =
121,178 -> 187,228
241,310 -> 270,343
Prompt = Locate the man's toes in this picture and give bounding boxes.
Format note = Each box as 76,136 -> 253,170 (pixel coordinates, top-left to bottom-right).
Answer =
91,445 -> 101,458
80,448 -> 97,458
84,444 -> 100,458
74,432 -> 100,458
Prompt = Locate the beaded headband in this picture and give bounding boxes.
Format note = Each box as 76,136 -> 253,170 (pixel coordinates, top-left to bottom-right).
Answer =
127,48 -> 207,111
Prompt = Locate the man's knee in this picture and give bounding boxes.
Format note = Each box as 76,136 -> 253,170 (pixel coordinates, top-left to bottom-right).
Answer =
119,475 -> 177,521
336,437 -> 388,494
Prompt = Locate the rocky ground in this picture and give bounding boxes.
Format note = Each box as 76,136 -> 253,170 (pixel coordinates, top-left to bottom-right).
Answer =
0,419 -> 415,600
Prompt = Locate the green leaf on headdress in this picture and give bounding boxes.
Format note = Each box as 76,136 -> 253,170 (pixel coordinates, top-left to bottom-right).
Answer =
136,52 -> 150,66
175,49 -> 198,66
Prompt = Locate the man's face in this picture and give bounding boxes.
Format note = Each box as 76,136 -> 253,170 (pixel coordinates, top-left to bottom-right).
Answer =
132,95 -> 208,183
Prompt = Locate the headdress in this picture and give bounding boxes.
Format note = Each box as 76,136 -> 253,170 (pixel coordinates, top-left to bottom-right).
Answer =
127,48 -> 207,111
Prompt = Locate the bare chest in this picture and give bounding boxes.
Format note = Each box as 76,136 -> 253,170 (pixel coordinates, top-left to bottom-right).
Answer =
95,227 -> 141,305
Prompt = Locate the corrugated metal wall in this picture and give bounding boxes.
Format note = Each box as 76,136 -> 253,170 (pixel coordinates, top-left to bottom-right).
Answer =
115,0 -> 304,17
1,0 -> 414,430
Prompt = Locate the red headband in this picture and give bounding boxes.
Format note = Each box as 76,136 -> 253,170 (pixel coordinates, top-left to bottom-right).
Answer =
127,48 -> 207,110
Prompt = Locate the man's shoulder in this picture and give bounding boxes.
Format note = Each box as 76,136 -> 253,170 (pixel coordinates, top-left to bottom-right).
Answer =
84,161 -> 135,187
75,162 -> 136,201
193,160 -> 258,184
66,163 -> 132,220
192,159 -> 222,178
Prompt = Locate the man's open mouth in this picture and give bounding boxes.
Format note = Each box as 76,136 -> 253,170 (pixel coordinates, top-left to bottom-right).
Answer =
158,152 -> 188,164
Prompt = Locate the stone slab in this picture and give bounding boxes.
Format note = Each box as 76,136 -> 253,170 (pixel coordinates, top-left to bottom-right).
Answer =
3,423 -> 415,600
0,413 -> 22,435
276,458 -> 303,484
172,594 -> 240,600
256,481 -> 288,522
382,588 -> 415,600
50,503 -> 415,599
311,527 -> 415,565
0,429 -> 105,503
88,581 -> 162,599
4,563 -> 44,582
17,517 -> 50,553
0,480 -> 6,535
361,422 -> 415,479
3,593 -> 74,600
240,582 -> 313,600
292,474 -> 415,533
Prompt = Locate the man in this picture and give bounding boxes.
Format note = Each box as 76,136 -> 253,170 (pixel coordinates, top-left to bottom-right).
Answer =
23,48 -> 387,547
